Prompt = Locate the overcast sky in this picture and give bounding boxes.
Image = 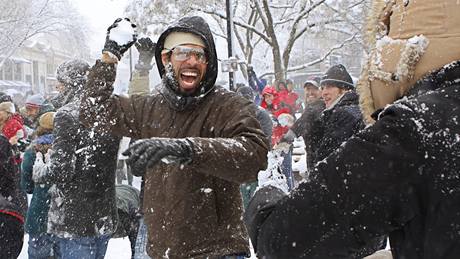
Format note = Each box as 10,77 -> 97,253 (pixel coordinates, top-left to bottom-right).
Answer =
73,0 -> 130,54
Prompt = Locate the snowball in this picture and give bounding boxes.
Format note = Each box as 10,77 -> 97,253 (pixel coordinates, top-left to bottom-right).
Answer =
109,19 -> 136,45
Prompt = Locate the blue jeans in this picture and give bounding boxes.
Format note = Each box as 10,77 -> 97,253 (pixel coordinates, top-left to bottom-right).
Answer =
56,234 -> 110,259
134,217 -> 151,259
28,233 -> 59,259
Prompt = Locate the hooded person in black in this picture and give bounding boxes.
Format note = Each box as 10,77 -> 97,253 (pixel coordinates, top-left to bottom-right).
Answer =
80,16 -> 268,259
33,59 -> 120,258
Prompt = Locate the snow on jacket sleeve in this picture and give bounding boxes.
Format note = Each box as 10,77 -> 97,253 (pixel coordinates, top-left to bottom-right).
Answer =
80,60 -> 148,139
46,110 -> 79,184
246,103 -> 424,258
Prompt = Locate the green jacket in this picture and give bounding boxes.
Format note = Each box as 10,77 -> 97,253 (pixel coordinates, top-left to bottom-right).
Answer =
21,148 -> 51,235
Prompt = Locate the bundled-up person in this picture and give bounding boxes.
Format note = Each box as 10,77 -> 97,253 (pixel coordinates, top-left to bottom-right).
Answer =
0,101 -> 27,145
80,16 -> 268,259
21,112 -> 57,259
33,59 -> 120,259
23,94 -> 56,130
286,76 -> 325,172
278,79 -> 299,114
247,66 -> 267,106
311,64 -> 364,164
0,101 -> 29,215
236,85 -> 273,208
245,0 -> 460,258
260,86 -> 291,120
0,135 -> 24,258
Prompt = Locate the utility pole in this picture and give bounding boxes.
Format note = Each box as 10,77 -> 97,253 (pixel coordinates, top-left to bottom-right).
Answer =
226,0 -> 234,91
129,48 -> 133,82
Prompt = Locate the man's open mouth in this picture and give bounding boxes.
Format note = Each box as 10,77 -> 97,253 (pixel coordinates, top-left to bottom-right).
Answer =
180,70 -> 200,89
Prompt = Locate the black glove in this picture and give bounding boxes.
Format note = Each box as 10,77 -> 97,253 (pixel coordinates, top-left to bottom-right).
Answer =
122,138 -> 194,175
103,18 -> 138,60
135,37 -> 156,71
280,129 -> 296,144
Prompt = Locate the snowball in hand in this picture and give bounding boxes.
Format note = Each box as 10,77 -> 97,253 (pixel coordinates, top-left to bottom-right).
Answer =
109,19 -> 136,46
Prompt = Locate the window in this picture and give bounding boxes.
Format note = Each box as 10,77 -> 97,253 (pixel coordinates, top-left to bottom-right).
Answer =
14,63 -> 22,81
47,63 -> 54,76
0,66 -> 3,80
33,61 -> 39,86
25,75 -> 32,85
4,60 -> 13,80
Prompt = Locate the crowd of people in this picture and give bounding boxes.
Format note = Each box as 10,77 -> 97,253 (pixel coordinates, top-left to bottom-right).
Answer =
1,0 -> 460,258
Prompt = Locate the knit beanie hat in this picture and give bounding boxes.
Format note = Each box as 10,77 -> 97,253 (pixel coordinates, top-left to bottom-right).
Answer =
321,64 -> 354,90
38,112 -> 55,130
161,32 -> 206,54
25,94 -> 45,108
56,59 -> 90,87
0,102 -> 15,113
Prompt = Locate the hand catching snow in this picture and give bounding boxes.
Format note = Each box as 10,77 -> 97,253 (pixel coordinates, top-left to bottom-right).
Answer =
103,18 -> 138,60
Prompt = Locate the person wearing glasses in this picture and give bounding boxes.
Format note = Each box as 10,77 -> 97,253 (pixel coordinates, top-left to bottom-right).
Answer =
80,16 -> 269,259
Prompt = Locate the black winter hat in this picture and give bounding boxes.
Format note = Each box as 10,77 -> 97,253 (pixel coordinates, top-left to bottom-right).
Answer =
0,92 -> 12,103
56,59 -> 90,87
320,64 -> 354,90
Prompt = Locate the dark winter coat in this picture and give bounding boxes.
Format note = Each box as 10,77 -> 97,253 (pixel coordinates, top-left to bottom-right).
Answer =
310,91 -> 364,165
28,100 -> 55,130
81,16 -> 269,259
0,135 -> 18,199
291,99 -> 325,170
0,195 -> 24,259
245,61 -> 460,258
0,135 -> 24,258
43,92 -> 120,238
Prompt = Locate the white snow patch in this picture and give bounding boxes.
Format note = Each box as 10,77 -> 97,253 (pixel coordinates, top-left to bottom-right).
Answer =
109,19 -> 136,45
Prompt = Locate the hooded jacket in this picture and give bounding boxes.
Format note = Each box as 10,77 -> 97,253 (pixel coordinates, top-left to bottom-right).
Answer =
245,61 -> 460,258
42,66 -> 120,238
81,16 -> 269,258
357,0 -> 460,124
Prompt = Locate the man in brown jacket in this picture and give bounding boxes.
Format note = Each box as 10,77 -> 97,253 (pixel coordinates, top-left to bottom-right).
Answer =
80,17 -> 269,259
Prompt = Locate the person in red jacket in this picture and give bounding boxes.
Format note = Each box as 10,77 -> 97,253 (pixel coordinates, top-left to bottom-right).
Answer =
260,86 -> 290,118
0,102 -> 26,146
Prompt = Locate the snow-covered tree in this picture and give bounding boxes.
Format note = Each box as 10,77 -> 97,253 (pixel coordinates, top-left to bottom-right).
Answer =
0,0 -> 90,68
126,0 -> 369,81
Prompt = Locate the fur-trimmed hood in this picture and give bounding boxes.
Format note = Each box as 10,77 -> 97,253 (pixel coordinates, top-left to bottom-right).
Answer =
357,0 -> 460,124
